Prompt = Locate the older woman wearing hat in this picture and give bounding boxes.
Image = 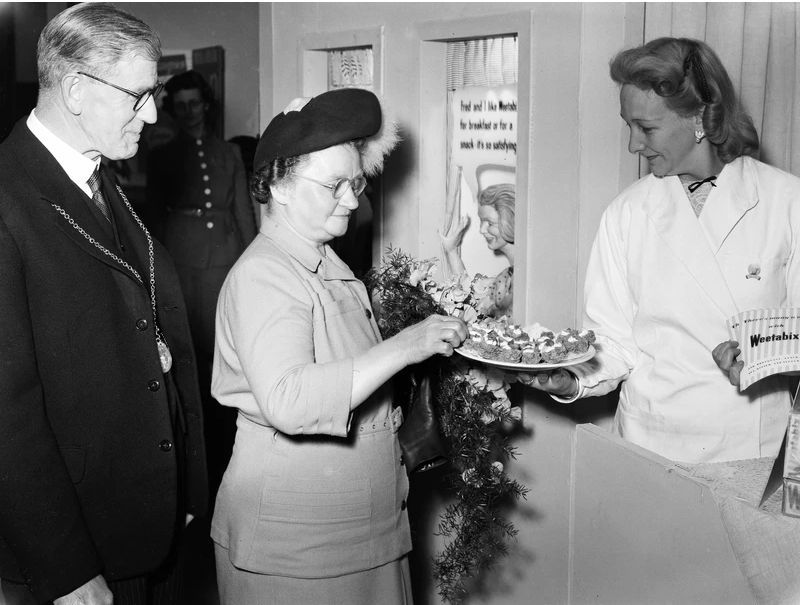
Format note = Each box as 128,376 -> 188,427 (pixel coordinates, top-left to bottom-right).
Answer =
210,89 -> 466,604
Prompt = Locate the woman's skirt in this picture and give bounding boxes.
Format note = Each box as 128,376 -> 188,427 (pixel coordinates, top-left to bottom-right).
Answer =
214,544 -> 413,605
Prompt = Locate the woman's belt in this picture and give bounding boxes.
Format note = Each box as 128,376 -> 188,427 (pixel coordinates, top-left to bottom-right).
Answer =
167,206 -> 226,217
236,406 -> 404,436
357,406 -> 404,435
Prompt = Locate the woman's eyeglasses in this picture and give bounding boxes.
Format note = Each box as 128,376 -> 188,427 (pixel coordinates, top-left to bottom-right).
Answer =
174,99 -> 205,112
296,174 -> 367,199
78,71 -> 164,112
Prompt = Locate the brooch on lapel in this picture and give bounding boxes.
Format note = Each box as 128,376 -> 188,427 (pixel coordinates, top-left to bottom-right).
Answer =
746,264 -> 761,280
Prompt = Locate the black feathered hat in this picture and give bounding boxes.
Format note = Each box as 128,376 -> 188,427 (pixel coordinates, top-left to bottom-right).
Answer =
253,88 -> 399,177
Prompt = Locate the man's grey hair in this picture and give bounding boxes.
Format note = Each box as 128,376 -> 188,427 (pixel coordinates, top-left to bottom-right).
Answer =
37,3 -> 161,93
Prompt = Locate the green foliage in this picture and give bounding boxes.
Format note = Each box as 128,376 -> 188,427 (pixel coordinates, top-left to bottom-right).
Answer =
432,370 -> 528,603
364,248 -> 444,337
367,248 -> 528,604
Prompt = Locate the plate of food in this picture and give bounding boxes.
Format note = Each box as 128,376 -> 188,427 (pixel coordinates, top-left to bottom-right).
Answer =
456,344 -> 595,371
454,317 -> 596,371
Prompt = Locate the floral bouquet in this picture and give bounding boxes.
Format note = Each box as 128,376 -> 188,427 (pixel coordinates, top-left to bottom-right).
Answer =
364,249 -> 528,604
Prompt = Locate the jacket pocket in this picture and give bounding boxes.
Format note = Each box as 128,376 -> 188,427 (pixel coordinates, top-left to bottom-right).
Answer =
239,475 -> 372,577
321,296 -> 363,319
720,254 -> 785,310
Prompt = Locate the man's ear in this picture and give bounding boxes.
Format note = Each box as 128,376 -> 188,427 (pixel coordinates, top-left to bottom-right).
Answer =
61,74 -> 84,115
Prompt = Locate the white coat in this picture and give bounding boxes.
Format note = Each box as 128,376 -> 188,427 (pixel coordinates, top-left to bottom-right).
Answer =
572,156 -> 800,463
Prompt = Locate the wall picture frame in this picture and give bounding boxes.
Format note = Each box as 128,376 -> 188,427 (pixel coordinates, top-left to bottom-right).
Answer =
192,45 -> 225,139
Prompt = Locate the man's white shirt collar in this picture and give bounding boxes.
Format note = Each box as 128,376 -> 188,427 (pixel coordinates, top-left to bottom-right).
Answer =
27,110 -> 99,198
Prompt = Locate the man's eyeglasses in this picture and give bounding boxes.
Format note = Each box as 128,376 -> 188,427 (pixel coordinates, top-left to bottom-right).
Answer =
78,71 -> 164,112
296,174 -> 367,199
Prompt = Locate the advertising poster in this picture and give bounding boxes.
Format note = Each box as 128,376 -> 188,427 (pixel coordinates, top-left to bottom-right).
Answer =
447,84 -> 517,278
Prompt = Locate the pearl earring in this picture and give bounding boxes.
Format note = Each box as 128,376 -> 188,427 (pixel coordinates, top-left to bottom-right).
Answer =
695,129 -> 705,144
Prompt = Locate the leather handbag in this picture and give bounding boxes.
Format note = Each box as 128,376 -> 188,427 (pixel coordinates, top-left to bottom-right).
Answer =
397,368 -> 448,474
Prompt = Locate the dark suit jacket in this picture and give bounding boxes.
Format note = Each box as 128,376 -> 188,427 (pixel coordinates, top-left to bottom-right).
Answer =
0,120 -> 208,602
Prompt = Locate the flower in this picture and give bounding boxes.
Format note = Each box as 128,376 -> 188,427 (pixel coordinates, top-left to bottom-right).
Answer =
491,397 -> 511,414
465,366 -> 507,395
471,273 -> 494,300
461,468 -> 479,485
420,271 -> 479,320
409,258 -> 438,287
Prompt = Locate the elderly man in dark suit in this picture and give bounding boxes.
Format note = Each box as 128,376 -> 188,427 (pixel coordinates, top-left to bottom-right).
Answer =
0,4 -> 207,604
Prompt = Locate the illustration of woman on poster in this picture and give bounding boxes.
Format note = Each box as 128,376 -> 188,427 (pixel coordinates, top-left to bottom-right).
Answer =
441,164 -> 515,318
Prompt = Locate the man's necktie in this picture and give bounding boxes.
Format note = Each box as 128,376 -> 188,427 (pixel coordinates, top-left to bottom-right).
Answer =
87,166 -> 112,222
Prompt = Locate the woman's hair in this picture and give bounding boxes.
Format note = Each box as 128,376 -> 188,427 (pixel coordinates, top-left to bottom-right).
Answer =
609,37 -> 758,163
37,3 -> 160,94
162,70 -> 217,124
250,155 -> 309,206
250,140 -> 364,207
479,183 -> 515,244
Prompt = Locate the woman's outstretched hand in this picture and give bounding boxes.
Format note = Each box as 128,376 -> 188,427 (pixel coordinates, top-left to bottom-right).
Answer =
517,368 -> 579,398
439,215 -> 470,254
395,314 -> 468,365
712,340 -> 743,387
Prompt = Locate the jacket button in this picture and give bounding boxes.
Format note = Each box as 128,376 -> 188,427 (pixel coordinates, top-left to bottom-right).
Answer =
365,308 -> 372,319
136,319 -> 148,331
148,379 -> 160,392
401,499 -> 407,511
159,439 -> 173,452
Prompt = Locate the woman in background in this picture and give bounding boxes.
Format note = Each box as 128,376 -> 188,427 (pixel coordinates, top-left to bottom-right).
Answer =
526,37 -> 800,464
147,70 -> 257,491
211,88 -> 466,604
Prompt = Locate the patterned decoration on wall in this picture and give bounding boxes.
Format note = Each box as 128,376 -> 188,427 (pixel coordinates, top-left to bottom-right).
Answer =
328,46 -> 374,90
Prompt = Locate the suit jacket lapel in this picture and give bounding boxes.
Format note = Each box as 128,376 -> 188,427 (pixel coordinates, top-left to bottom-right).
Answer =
104,173 -> 188,343
645,175 -> 741,319
10,122 -> 142,284
102,172 -> 150,282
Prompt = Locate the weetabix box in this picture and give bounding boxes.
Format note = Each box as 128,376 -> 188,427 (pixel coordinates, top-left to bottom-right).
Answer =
727,308 -> 800,392
783,394 -> 800,517
760,382 -> 800,515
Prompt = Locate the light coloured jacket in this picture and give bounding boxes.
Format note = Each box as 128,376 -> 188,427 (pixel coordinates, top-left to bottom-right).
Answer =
211,216 -> 410,578
572,156 -> 800,463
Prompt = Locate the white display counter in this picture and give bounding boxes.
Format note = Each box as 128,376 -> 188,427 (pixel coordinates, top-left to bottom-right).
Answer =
571,424 -> 800,605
